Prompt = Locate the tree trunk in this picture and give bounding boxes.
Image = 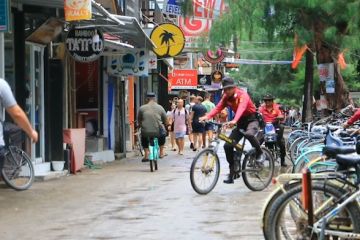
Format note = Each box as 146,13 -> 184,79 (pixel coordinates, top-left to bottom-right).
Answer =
302,49 -> 314,123
314,21 -> 347,111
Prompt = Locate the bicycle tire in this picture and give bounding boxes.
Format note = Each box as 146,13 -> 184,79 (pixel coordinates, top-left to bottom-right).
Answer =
242,147 -> 274,191
1,146 -> 34,191
265,182 -> 360,239
262,181 -> 302,240
190,149 -> 220,195
137,141 -> 144,156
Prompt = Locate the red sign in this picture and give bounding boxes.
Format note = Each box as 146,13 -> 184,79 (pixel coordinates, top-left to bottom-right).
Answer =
169,69 -> 198,90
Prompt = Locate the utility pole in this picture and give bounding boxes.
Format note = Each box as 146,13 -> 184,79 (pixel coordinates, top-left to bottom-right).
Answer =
302,48 -> 314,123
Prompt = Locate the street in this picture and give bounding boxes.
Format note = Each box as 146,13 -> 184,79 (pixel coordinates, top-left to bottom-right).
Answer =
0,142 -> 274,240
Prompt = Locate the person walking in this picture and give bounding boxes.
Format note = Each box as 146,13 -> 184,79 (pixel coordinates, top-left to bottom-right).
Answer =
173,99 -> 189,155
166,103 -> 176,151
199,77 -> 264,184
186,95 -> 196,149
0,78 -> 38,171
190,96 -> 207,151
202,92 -> 216,147
137,92 -> 168,162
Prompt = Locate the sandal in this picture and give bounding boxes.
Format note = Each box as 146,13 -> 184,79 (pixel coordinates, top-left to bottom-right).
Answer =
159,153 -> 168,159
141,158 -> 149,162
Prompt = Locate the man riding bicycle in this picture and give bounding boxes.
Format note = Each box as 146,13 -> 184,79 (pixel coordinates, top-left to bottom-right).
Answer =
199,77 -> 265,184
258,94 -> 287,167
0,78 -> 38,171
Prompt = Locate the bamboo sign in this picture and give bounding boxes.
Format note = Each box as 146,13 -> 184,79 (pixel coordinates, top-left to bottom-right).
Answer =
64,0 -> 92,21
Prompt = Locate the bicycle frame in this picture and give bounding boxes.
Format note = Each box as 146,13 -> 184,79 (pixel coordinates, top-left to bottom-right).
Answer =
313,186 -> 360,239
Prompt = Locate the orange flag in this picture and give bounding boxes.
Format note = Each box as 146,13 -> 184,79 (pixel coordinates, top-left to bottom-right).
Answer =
338,52 -> 347,70
292,44 -> 308,69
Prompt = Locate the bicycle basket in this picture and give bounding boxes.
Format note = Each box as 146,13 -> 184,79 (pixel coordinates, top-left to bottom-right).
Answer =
3,122 -> 23,147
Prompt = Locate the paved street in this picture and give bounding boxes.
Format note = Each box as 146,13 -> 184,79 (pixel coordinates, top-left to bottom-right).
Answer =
0,141 -> 277,240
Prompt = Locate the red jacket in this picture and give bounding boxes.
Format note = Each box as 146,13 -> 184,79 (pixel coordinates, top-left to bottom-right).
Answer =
207,88 -> 256,122
347,109 -> 360,125
259,103 -> 283,123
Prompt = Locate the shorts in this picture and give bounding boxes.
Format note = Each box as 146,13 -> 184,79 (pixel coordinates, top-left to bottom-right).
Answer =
205,122 -> 214,131
141,136 -> 166,149
175,132 -> 186,139
192,122 -> 205,133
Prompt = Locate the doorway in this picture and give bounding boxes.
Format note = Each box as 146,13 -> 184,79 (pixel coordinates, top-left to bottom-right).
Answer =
25,43 -> 45,162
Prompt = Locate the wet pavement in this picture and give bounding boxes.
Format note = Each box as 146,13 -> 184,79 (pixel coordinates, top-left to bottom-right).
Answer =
0,140 -> 284,240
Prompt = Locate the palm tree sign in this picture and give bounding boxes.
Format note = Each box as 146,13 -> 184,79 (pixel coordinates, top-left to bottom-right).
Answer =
160,30 -> 175,57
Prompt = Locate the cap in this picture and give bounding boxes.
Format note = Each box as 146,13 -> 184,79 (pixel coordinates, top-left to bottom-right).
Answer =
221,77 -> 237,89
263,94 -> 275,100
146,92 -> 156,98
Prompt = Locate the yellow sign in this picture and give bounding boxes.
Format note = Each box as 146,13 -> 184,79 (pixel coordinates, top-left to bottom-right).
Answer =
64,0 -> 92,21
150,23 -> 185,58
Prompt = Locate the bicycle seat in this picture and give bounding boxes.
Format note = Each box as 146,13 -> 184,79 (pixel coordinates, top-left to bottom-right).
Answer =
336,154 -> 360,168
322,145 -> 356,158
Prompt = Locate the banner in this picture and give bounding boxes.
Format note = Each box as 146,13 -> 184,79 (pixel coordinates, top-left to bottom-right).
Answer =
178,0 -> 225,48
108,49 -> 149,76
0,0 -> 9,32
318,63 -> 334,82
169,69 -> 198,90
65,0 -> 92,21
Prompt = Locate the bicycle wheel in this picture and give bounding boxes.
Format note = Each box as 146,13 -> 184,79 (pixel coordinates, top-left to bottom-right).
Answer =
242,147 -> 274,191
150,160 -> 153,172
137,141 -> 144,156
266,182 -> 360,239
190,149 -> 220,195
262,181 -> 302,240
1,146 -> 34,191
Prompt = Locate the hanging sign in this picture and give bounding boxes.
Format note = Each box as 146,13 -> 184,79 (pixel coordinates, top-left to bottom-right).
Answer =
150,23 -> 185,58
0,0 -> 10,32
108,49 -> 149,76
163,0 -> 182,15
168,69 -> 198,90
66,27 -> 104,62
148,51 -> 158,70
64,0 -> 92,21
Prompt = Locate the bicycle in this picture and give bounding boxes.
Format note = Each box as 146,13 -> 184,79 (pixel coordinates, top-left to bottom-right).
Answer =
1,124 -> 34,191
190,121 -> 274,195
264,154 -> 360,239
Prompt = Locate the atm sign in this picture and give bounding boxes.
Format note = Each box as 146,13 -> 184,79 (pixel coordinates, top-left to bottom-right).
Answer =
169,69 -> 198,90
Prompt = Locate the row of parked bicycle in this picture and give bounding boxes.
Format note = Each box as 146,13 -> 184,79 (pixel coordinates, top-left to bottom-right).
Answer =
262,106 -> 360,239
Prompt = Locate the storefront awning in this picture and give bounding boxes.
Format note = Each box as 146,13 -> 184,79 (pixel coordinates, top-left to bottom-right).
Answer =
12,0 -> 154,49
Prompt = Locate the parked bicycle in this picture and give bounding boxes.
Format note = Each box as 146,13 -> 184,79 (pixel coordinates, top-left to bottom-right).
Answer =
1,123 -> 34,191
190,121 -> 274,194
